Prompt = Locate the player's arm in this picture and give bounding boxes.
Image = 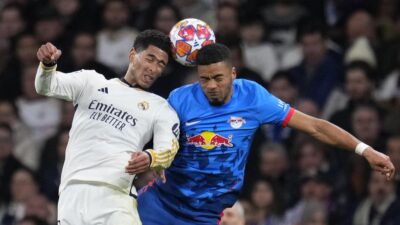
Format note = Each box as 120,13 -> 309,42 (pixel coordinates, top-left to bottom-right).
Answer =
287,109 -> 395,179
35,42 -> 85,102
125,102 -> 180,175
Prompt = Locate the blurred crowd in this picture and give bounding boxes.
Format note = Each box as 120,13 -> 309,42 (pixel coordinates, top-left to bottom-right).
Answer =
1,0 -> 400,225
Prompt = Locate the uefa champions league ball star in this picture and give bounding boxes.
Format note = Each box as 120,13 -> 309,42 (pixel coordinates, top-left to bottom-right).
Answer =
170,18 -> 216,67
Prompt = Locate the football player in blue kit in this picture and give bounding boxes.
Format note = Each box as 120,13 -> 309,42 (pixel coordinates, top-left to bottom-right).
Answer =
126,43 -> 395,225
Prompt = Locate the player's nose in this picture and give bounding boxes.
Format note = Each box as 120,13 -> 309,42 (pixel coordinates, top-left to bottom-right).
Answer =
206,79 -> 218,89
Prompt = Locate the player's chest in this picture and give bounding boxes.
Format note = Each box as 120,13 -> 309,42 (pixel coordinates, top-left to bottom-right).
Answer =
181,111 -> 259,149
79,86 -> 155,132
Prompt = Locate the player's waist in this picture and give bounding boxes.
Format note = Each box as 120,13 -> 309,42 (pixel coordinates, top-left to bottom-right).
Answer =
155,183 -> 238,214
60,166 -> 137,196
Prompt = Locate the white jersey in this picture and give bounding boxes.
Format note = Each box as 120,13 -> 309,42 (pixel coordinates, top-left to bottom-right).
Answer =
35,64 -> 180,196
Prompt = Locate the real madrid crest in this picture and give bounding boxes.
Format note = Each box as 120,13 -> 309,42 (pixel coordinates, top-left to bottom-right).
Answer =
228,116 -> 246,129
137,101 -> 149,111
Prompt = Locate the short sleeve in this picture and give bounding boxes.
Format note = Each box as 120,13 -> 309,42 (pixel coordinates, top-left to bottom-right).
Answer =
255,83 -> 294,127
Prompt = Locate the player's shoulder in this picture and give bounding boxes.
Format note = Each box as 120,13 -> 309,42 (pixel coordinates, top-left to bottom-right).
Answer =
139,90 -> 170,107
234,79 -> 267,93
169,82 -> 198,100
72,69 -> 107,81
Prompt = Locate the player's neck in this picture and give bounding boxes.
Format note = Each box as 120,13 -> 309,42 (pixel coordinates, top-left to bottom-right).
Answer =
223,89 -> 234,104
122,74 -> 137,86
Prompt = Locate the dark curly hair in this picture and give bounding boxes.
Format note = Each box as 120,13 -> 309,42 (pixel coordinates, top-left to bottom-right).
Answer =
196,43 -> 232,66
133,29 -> 171,57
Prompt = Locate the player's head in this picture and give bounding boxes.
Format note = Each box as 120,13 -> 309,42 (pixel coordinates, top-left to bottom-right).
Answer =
196,43 -> 236,106
126,29 -> 170,89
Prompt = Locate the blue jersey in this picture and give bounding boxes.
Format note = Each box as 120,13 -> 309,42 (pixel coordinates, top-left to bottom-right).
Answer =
146,79 -> 293,216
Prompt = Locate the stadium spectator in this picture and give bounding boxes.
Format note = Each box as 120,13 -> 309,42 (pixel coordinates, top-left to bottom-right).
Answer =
2,168 -> 39,225
240,16 -> 279,82
150,3 -> 181,35
353,170 -> 400,225
172,0 -> 216,28
16,65 -> 62,147
51,0 -> 98,34
386,136 -> 400,193
260,0 -> 307,59
0,123 -> 25,204
38,129 -> 69,202
0,3 -> 26,41
96,0 -> 139,74
0,100 -> 39,170
246,179 -> 283,225
33,8 -> 68,51
24,194 -> 57,225
351,104 -> 386,151
215,2 -> 240,44
16,216 -> 49,225
290,21 -> 343,109
58,32 -> 117,79
283,172 -> 333,225
329,61 -> 378,132
298,200 -> 328,225
0,33 -> 39,101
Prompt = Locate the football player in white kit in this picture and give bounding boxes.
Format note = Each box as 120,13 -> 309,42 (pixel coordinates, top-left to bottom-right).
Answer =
35,30 -> 179,225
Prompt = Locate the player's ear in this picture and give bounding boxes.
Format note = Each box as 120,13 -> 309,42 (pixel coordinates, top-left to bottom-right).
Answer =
128,48 -> 137,61
231,67 -> 237,79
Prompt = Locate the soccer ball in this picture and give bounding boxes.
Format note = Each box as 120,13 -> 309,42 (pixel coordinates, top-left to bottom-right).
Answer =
170,18 -> 216,67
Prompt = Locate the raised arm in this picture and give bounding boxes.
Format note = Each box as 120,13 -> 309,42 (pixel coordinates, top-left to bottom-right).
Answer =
35,42 -> 87,102
35,42 -> 62,95
287,109 -> 395,179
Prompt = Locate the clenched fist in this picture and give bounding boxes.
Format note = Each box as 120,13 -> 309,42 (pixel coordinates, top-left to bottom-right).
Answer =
37,42 -> 62,64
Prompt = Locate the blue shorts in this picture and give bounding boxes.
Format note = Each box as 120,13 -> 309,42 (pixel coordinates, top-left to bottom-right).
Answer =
138,182 -> 221,225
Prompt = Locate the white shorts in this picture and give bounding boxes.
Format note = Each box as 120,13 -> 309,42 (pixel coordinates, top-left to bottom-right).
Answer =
58,181 -> 141,225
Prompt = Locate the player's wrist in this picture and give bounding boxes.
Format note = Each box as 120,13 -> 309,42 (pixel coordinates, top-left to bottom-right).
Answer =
42,60 -> 57,67
40,61 -> 57,71
355,142 -> 370,156
144,149 -> 154,167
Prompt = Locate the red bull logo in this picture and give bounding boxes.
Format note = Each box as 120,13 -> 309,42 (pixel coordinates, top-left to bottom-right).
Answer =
186,131 -> 233,150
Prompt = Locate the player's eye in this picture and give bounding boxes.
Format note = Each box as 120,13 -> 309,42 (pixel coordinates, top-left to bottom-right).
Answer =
200,77 -> 209,82
158,62 -> 165,68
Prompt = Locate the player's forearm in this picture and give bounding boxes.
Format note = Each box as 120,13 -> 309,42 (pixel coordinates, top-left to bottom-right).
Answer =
144,139 -> 179,170
35,62 -> 56,96
311,119 -> 359,151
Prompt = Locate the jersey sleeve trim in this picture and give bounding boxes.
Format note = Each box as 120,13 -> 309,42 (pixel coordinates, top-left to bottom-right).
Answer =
40,62 -> 57,72
145,138 -> 179,170
282,107 -> 295,127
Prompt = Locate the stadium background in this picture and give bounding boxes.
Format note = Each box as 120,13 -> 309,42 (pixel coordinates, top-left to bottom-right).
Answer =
0,0 -> 400,224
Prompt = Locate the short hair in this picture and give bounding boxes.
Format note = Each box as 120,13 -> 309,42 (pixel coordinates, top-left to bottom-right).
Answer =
259,142 -> 287,157
196,43 -> 232,66
270,70 -> 298,87
345,60 -> 375,82
297,20 -> 327,42
0,122 -> 12,134
133,29 -> 171,56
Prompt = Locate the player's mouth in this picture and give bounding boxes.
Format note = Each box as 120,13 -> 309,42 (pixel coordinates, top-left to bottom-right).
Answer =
207,91 -> 219,97
143,74 -> 154,84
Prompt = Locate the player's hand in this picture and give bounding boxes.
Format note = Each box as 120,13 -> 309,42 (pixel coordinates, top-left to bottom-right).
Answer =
153,169 -> 166,183
363,148 -> 395,180
37,42 -> 62,64
125,151 -> 150,175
